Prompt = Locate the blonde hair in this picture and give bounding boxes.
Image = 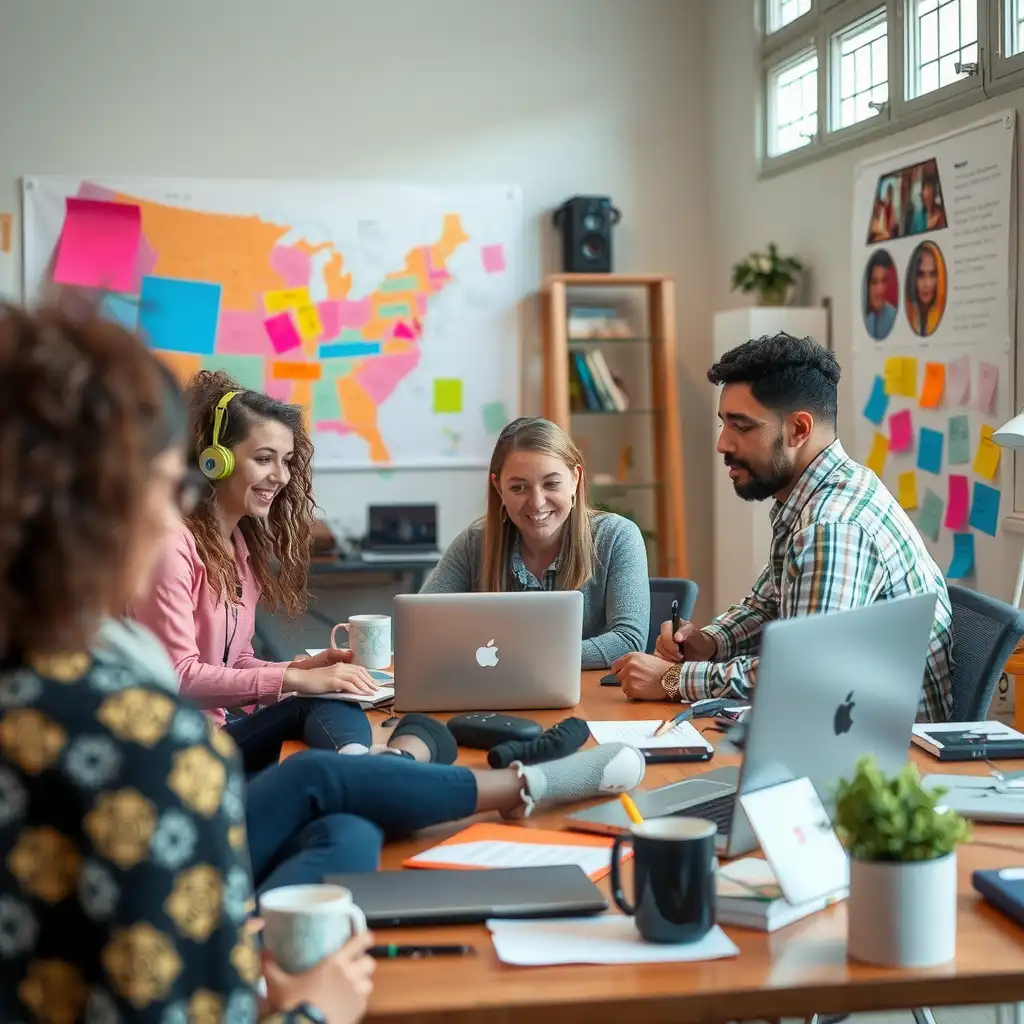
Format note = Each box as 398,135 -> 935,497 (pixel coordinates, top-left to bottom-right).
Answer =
480,417 -> 598,593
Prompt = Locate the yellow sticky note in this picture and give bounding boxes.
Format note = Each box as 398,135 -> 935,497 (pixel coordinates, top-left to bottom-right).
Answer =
884,357 -> 904,396
433,378 -> 463,414
919,362 -> 945,408
865,432 -> 889,477
295,304 -> 323,343
264,287 -> 312,314
974,423 -> 1001,480
897,470 -> 918,510
900,358 -> 918,398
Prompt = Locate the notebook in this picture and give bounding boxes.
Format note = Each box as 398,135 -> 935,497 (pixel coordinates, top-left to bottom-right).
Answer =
912,721 -> 1024,761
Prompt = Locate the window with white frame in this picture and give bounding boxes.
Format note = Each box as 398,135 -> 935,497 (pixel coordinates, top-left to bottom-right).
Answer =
768,50 -> 819,156
908,0 -> 978,98
831,9 -> 888,130
769,0 -> 812,33
1007,0 -> 1024,55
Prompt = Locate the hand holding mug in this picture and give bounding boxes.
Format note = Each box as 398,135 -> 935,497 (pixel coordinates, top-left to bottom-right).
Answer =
331,615 -> 392,671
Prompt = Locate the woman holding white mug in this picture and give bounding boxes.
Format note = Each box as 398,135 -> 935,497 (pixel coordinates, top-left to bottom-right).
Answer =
331,614 -> 392,670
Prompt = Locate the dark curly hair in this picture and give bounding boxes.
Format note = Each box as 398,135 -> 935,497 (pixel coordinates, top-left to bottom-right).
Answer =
184,371 -> 316,617
0,300 -> 186,660
708,332 -> 841,426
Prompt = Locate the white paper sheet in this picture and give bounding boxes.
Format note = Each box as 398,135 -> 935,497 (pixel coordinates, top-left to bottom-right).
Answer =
409,840 -> 612,877
486,916 -> 739,965
587,719 -> 713,751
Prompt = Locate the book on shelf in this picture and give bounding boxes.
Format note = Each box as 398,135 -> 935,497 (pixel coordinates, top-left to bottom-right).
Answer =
716,857 -> 847,932
567,305 -> 633,339
911,721 -> 1024,761
568,350 -> 628,412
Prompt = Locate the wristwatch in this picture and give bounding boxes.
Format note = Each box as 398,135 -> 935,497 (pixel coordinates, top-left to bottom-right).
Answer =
660,662 -> 682,699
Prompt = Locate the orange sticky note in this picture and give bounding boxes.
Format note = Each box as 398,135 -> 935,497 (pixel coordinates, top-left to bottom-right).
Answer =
271,360 -> 322,382
0,212 -> 11,254
919,363 -> 945,408
865,432 -> 889,477
974,424 -> 1001,480
154,350 -> 202,385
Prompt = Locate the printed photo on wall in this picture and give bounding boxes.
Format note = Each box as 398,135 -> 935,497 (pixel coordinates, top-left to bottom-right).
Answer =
905,240 -> 947,337
865,157 -> 947,243
862,249 -> 899,341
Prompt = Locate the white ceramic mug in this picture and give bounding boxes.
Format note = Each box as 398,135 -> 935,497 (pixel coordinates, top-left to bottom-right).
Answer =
331,614 -> 392,670
260,883 -> 367,975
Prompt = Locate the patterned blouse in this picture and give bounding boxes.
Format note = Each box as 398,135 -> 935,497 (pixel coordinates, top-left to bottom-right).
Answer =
0,618 -> 323,1023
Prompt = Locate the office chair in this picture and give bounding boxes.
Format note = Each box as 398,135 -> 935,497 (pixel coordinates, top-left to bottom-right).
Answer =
647,577 -> 699,653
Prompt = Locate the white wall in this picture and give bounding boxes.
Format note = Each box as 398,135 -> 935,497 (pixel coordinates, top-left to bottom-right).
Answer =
0,0 -> 716,612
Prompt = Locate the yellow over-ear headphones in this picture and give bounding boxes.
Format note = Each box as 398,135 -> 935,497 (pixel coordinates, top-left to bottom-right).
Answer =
200,391 -> 239,480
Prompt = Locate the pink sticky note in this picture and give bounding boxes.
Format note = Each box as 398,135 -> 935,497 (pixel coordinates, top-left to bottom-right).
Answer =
392,321 -> 416,340
975,360 -> 999,415
948,355 -> 971,406
888,409 -> 914,453
264,312 -> 302,354
481,244 -> 506,274
53,198 -> 141,292
945,474 -> 969,530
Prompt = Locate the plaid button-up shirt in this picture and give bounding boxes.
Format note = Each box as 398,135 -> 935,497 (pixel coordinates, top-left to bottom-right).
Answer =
662,440 -> 953,722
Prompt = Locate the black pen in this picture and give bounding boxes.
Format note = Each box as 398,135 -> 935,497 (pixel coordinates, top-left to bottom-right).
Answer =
671,599 -> 684,654
370,944 -> 474,959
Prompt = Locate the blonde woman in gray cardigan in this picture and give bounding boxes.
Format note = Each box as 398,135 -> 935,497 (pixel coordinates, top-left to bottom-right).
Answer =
422,417 -> 650,669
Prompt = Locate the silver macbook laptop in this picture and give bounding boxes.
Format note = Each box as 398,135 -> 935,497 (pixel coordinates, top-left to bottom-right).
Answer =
392,591 -> 583,712
567,593 -> 938,857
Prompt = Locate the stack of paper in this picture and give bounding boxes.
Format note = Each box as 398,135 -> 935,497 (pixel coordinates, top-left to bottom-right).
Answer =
486,916 -> 740,966
587,719 -> 714,751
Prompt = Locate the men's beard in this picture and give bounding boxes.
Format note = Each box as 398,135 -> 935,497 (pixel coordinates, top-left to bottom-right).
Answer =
727,438 -> 792,502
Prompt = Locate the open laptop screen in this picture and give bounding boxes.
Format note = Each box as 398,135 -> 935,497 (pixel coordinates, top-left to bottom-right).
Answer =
367,504 -> 438,551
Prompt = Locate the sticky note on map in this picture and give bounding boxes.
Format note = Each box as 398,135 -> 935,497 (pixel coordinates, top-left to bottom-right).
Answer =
975,361 -> 999,415
202,354 -> 265,392
295,304 -> 324,344
433,378 -> 463,414
482,400 -> 509,435
865,432 -> 888,477
945,474 -> 969,530
974,424 -> 1001,480
917,427 -> 943,474
947,533 -> 975,580
264,313 -> 303,355
889,409 -> 914,453
481,244 -> 506,274
139,276 -> 221,356
54,197 -> 141,292
897,471 -> 918,510
264,287 -> 312,314
862,375 -> 888,426
948,415 -> 971,464
948,355 -> 971,406
970,481 -> 1001,537
272,360 -> 322,382
919,363 -> 945,408
918,488 -> 944,543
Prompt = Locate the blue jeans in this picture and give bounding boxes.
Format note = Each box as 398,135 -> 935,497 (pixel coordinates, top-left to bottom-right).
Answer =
246,750 -> 478,894
225,698 -> 372,774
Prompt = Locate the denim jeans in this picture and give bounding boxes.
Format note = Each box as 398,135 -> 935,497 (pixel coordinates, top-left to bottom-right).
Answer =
225,697 -> 372,774
246,749 -> 478,894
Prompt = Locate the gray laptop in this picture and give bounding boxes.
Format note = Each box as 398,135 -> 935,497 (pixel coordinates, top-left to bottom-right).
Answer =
325,866 -> 607,926
392,591 -> 583,712
567,593 -> 938,857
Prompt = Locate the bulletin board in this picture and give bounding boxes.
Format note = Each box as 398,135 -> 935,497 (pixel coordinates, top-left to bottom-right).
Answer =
851,110 -> 1017,599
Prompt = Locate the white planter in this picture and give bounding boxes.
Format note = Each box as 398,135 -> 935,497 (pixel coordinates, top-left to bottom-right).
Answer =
847,853 -> 957,967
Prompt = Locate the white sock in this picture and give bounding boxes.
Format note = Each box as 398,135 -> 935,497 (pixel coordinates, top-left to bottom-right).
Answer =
338,742 -> 370,755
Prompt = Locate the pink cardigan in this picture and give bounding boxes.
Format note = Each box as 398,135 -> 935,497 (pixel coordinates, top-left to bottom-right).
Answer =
130,525 -> 289,727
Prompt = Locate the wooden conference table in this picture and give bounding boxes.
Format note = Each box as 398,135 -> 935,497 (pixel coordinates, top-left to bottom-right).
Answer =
283,672 -> 1024,1024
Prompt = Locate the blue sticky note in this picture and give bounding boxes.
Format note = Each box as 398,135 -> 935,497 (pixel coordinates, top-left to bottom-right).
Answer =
862,375 -> 889,426
917,427 -> 944,475
969,481 -> 1001,537
99,293 -> 140,331
139,276 -> 221,355
946,532 -> 975,579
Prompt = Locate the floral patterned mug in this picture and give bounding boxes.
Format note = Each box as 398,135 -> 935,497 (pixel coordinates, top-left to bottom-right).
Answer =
330,614 -> 392,670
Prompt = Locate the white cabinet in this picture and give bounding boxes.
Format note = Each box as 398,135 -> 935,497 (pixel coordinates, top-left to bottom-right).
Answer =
711,307 -> 829,610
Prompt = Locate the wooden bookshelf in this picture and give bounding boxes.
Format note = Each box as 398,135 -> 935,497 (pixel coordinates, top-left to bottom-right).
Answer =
541,272 -> 688,578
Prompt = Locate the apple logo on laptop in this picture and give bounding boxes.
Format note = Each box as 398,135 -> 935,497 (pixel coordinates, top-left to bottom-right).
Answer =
833,691 -> 855,735
475,639 -> 500,668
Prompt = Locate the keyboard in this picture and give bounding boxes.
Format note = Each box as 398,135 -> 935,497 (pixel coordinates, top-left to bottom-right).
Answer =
685,793 -> 736,836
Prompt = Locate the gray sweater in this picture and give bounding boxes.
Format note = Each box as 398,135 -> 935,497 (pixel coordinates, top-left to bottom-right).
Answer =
421,512 -> 651,669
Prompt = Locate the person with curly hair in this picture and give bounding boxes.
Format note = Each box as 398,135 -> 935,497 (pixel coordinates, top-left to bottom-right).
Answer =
130,373 -> 450,772
610,332 -> 953,722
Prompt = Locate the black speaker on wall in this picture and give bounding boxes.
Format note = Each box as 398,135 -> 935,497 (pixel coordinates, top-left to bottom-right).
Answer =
552,195 -> 621,273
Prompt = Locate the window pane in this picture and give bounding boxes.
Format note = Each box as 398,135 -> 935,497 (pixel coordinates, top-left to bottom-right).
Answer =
920,60 -> 939,94
830,9 -> 888,131
938,1 -> 960,53
769,50 -> 817,155
872,38 -> 888,83
841,53 -> 856,97
841,98 -> 855,125
919,0 -> 939,11
769,0 -> 811,33
1016,0 -> 1024,56
960,0 -> 977,43
939,53 -> 960,85
912,0 -> 978,98
921,11 -> 939,62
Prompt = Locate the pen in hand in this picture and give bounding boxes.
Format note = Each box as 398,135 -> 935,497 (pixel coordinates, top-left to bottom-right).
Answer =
671,599 -> 684,657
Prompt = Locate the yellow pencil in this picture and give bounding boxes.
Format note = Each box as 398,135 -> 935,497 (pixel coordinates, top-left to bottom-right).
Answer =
619,792 -> 644,825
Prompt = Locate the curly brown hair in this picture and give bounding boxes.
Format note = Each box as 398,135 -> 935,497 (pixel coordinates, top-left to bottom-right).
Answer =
184,370 -> 315,616
0,300 -> 186,660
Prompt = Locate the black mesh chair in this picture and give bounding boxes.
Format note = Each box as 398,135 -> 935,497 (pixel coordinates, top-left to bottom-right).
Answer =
647,578 -> 700,654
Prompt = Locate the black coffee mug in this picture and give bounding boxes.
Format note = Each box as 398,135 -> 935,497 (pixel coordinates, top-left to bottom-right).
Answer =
610,817 -> 717,943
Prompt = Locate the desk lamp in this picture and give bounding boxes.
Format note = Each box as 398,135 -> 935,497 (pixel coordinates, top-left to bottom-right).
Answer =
993,413 -> 1024,605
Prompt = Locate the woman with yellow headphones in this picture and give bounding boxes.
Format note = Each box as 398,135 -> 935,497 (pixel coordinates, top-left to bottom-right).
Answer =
131,370 -> 453,773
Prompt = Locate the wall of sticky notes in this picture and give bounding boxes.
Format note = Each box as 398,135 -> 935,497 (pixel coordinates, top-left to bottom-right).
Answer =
851,112 -> 1016,606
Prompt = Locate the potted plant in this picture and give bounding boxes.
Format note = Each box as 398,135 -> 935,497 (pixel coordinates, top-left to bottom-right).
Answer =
834,755 -> 970,968
730,243 -> 803,306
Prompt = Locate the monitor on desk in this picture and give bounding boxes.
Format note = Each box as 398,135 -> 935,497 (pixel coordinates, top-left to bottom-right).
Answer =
363,503 -> 439,559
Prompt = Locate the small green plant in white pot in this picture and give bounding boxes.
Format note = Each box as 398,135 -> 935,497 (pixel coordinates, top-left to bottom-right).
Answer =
834,755 -> 970,968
